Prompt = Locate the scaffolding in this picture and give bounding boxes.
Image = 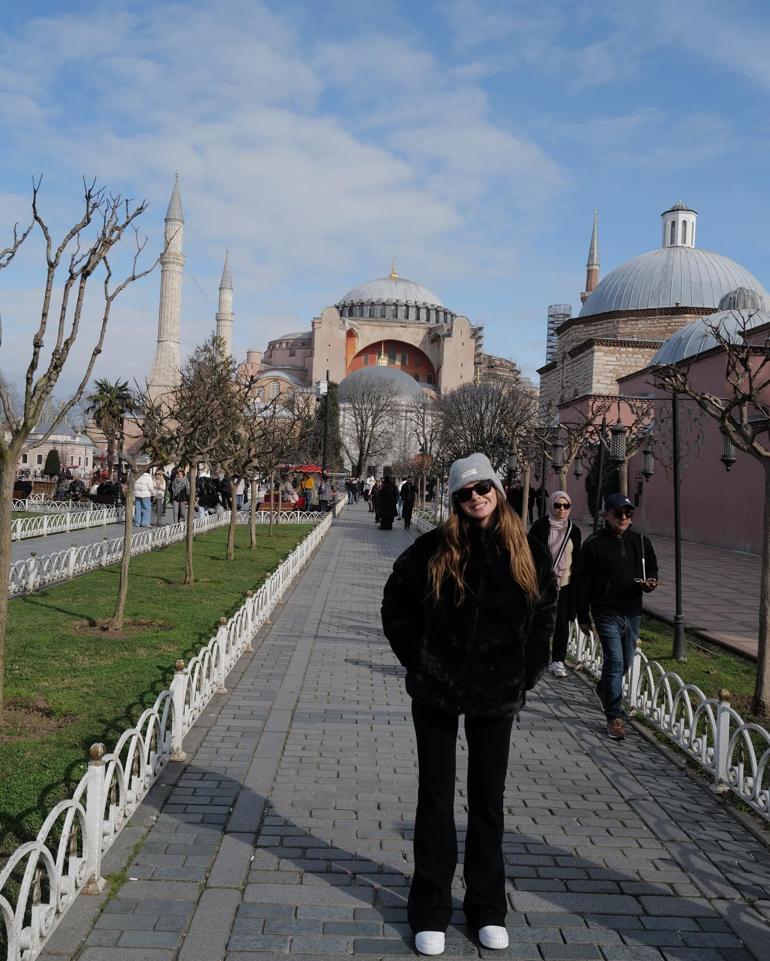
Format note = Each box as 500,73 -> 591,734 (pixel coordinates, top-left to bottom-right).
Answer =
546,304 -> 571,362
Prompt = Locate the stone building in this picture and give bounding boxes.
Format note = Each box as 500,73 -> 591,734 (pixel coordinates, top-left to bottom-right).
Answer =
539,202 -> 769,418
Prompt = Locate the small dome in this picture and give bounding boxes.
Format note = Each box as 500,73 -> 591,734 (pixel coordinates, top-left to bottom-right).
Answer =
580,246 -> 769,318
338,276 -> 445,309
338,365 -> 425,402
717,287 -> 767,311
650,305 -> 770,366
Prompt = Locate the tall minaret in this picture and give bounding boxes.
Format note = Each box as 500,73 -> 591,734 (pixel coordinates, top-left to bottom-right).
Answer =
580,209 -> 600,304
215,251 -> 234,357
148,175 -> 185,398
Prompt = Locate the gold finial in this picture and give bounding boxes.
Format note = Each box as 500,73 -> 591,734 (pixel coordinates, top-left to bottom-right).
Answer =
377,341 -> 388,366
389,257 -> 398,279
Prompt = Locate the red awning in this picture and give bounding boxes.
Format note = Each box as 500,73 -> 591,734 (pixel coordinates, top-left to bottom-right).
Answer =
281,463 -> 323,473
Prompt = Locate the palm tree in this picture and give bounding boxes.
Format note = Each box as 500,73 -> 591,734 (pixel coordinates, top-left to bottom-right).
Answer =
85,378 -> 133,470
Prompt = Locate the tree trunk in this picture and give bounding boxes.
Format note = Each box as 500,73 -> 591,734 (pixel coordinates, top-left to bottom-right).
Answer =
268,470 -> 275,536
521,465 -> 531,526
753,462 -> 770,715
226,477 -> 238,561
619,460 -> 629,496
558,467 -> 568,492
185,462 -> 198,585
0,454 -> 18,724
111,470 -> 135,630
249,478 -> 257,549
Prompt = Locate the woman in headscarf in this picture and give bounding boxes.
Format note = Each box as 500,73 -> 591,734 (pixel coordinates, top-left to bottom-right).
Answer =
529,490 -> 582,678
382,453 -> 557,955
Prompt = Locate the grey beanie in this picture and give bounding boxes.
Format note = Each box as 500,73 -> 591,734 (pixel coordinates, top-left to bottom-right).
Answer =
448,453 -> 505,500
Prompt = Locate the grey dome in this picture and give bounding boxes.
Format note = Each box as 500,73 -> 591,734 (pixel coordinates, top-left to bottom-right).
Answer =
717,287 -> 767,311
580,247 -> 769,318
338,365 -> 425,402
650,305 -> 770,366
338,275 -> 444,309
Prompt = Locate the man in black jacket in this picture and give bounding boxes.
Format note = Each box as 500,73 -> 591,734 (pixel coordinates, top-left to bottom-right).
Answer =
577,493 -> 658,741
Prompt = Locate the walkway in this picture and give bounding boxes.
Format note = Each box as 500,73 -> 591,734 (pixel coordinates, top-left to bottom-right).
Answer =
38,505 -> 770,960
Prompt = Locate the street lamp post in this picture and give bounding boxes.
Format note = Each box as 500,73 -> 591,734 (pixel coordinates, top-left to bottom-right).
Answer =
671,391 -> 686,660
593,418 -> 607,534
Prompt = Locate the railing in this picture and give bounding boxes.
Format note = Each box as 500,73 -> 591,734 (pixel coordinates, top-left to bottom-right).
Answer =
12,499 -> 96,514
410,511 -> 770,823
569,623 -> 770,822
11,508 -> 124,542
0,511 -> 334,961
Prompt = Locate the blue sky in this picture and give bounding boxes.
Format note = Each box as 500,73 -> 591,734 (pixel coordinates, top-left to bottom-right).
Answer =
2,0 -> 770,395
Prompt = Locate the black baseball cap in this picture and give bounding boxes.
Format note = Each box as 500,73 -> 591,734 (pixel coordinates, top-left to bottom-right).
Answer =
604,493 -> 634,512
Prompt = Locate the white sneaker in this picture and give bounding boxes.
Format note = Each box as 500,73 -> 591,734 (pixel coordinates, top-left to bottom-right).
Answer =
479,925 -> 509,949
551,661 -> 567,678
415,931 -> 445,955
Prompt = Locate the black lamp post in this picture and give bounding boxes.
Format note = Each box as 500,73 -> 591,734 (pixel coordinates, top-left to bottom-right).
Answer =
593,418 -> 607,534
549,427 -> 565,477
671,391 -> 686,660
720,433 -> 737,471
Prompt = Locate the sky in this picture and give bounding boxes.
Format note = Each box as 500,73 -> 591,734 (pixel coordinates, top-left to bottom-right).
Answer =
2,0 -> 770,397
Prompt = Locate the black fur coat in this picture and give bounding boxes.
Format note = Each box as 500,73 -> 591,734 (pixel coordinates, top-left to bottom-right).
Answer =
381,524 -> 557,717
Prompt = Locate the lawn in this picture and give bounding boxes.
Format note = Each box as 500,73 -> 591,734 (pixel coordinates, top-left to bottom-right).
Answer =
0,523 -> 312,854
637,615 -> 763,722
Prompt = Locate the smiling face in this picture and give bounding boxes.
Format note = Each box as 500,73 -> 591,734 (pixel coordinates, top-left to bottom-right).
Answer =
457,480 -> 498,528
606,507 -> 633,535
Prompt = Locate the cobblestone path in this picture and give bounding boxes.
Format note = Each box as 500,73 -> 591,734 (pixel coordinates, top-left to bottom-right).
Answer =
43,504 -> 770,961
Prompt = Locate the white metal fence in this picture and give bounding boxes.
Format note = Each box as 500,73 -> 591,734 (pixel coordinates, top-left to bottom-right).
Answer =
411,511 -> 770,823
0,511 -> 335,961
12,499 -> 96,514
11,508 -> 124,542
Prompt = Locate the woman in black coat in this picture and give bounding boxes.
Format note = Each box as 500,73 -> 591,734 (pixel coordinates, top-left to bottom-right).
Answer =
529,490 -> 582,678
378,476 -> 399,530
381,453 -> 557,956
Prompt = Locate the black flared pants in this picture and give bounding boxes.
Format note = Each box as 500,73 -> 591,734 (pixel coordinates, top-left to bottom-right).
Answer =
408,700 -> 513,933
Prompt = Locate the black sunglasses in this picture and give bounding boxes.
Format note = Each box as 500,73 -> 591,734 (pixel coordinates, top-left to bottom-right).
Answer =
612,508 -> 634,518
553,502 -> 571,509
454,479 -> 494,502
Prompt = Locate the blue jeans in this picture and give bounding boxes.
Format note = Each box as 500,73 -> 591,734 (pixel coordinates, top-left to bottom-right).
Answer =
594,613 -> 639,720
134,497 -> 152,528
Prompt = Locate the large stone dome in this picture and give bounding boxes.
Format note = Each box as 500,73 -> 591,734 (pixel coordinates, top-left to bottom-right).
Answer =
580,247 -> 769,318
338,364 -> 426,402
650,287 -> 770,366
336,268 -> 454,323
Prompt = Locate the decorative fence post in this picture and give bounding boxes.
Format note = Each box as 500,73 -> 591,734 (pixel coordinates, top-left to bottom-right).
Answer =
712,688 -> 732,794
628,645 -> 643,711
83,743 -> 107,894
244,591 -> 254,652
67,545 -> 77,580
28,552 -> 38,593
216,619 -> 229,693
170,660 -> 188,761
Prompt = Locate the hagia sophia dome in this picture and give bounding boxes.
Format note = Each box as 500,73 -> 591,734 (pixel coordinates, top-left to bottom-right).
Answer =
580,202 -> 769,318
337,363 -> 428,402
336,262 -> 456,324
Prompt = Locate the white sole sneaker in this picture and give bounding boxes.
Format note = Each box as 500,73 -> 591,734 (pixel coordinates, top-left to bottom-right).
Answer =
415,931 -> 445,955
479,925 -> 509,949
551,661 -> 567,678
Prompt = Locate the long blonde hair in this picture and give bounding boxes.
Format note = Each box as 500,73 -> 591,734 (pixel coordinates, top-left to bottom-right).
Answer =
428,495 -> 539,604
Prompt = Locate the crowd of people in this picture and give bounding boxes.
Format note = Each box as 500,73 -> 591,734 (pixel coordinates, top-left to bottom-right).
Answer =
381,451 -> 658,956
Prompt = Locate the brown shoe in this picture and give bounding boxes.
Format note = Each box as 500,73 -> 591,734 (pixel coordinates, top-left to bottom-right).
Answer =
607,718 -> 626,740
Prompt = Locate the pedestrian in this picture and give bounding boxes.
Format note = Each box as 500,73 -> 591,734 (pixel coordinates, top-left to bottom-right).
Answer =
576,492 -> 658,741
378,476 -> 398,530
400,476 -> 417,530
365,473 -> 376,509
235,476 -> 246,510
371,479 -> 381,522
381,453 -> 557,956
151,469 -> 167,526
529,490 -> 582,678
133,468 -> 155,528
171,468 -> 189,522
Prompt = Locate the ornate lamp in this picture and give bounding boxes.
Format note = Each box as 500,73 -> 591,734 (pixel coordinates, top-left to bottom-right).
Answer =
609,419 -> 627,464
573,455 -> 583,480
549,430 -> 564,473
720,433 -> 736,472
642,434 -> 655,481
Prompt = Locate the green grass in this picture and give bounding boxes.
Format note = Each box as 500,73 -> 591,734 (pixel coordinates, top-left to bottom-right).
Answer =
0,524 -> 312,854
637,614 -> 763,722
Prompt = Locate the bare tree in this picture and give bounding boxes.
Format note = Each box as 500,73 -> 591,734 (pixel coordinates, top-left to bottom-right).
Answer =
0,180 -> 154,723
340,382 -> 395,476
655,309 -> 770,714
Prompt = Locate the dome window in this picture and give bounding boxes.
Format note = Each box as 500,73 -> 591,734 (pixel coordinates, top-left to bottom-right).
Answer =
670,221 -> 677,246
401,351 -> 408,366
426,373 -> 434,384
269,381 -> 279,399
681,221 -> 688,245
363,353 -> 369,366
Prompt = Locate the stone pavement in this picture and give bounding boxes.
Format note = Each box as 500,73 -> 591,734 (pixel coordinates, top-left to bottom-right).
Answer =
40,504 -> 770,960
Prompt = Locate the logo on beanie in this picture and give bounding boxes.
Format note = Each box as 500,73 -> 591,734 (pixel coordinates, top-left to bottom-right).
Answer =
460,469 -> 478,481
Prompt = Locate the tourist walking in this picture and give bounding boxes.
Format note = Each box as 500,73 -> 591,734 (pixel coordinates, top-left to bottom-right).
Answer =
371,479 -> 381,523
365,474 -> 376,510
318,475 -> 333,512
133,468 -> 155,528
378,476 -> 398,530
529,491 -> 581,678
151,469 -> 167,526
400,476 -> 417,530
576,492 -> 658,741
171,468 -> 189,522
381,453 -> 557,956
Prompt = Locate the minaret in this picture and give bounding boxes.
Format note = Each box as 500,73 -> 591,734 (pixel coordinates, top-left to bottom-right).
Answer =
580,209 -> 599,304
148,175 -> 185,398
215,251 -> 234,357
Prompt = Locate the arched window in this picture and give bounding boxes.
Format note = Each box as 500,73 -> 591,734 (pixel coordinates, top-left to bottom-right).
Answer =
670,221 -> 677,245
379,305 -> 386,318
269,380 -> 279,399
426,373 -> 434,384
404,305 -> 410,320
681,220 -> 688,245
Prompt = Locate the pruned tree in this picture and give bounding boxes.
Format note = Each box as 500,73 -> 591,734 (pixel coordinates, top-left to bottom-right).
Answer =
307,381 -> 342,472
0,179 -> 154,723
655,309 -> 770,714
340,381 -> 395,476
406,394 -> 445,507
43,448 -> 61,479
